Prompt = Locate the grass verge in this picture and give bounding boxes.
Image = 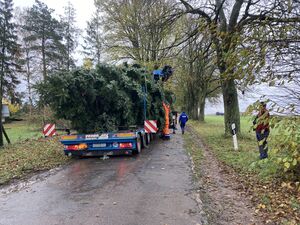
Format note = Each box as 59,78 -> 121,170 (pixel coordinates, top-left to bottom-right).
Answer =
183,131 -> 203,176
4,120 -> 42,144
189,116 -> 280,180
0,136 -> 69,185
187,116 -> 300,225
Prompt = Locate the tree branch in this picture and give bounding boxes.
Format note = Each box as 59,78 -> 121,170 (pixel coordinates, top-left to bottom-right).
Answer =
215,0 -> 227,31
206,85 -> 222,96
238,14 -> 300,29
228,0 -> 244,32
179,0 -> 212,23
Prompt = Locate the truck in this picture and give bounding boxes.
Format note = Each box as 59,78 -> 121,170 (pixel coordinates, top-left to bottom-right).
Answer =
59,65 -> 173,157
60,128 -> 152,157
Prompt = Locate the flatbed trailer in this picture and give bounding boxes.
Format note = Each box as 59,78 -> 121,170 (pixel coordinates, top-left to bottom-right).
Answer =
60,129 -> 152,157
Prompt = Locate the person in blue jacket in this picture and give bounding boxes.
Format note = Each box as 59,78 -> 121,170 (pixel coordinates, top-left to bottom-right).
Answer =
179,112 -> 188,134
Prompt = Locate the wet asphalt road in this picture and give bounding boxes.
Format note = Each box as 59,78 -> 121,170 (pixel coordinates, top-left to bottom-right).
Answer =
0,134 -> 202,225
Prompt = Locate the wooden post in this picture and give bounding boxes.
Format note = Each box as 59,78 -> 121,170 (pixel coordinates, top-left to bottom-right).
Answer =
2,125 -> 10,144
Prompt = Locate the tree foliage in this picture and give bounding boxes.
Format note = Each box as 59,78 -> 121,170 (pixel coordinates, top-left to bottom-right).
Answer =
173,15 -> 220,121
0,0 -> 20,146
95,0 -> 178,63
23,0 -> 65,80
0,0 -> 20,99
82,6 -> 103,65
178,0 -> 300,135
36,64 -> 169,133
60,1 -> 79,71
271,116 -> 300,177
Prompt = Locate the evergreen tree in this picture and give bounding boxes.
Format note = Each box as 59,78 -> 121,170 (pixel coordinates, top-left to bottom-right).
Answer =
83,6 -> 103,65
23,0 -> 65,80
0,0 -> 20,146
15,7 -> 39,114
60,1 -> 79,71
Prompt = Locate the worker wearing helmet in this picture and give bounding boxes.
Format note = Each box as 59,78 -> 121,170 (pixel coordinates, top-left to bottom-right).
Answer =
253,102 -> 270,159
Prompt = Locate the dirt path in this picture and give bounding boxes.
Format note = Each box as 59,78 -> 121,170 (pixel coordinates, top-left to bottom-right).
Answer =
187,126 -> 263,225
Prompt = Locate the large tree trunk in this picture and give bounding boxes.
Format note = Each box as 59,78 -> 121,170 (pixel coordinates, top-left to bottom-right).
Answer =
222,78 -> 240,135
192,104 -> 199,120
199,95 -> 205,122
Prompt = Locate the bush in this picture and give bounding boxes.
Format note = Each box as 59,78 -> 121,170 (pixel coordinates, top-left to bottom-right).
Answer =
271,116 -> 300,179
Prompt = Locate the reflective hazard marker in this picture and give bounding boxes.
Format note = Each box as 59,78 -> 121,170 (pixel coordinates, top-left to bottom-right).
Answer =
144,120 -> 158,133
231,123 -> 238,150
43,124 -> 56,137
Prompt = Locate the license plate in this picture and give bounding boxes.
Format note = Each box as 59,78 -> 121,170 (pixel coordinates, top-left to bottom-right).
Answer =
93,143 -> 106,148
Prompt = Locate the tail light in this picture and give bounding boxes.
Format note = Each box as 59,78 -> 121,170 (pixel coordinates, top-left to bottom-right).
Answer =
119,143 -> 133,149
65,143 -> 88,150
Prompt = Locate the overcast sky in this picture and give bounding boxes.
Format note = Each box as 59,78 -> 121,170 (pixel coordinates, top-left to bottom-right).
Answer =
14,0 -> 95,30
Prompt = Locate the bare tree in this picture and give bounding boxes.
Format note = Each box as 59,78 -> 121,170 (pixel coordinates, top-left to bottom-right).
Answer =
95,0 -> 179,63
174,15 -> 220,121
178,0 -> 300,135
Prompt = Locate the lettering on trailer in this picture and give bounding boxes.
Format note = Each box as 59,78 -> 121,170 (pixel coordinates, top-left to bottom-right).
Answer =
43,124 -> 56,137
85,134 -> 99,140
99,133 -> 109,139
144,120 -> 158,133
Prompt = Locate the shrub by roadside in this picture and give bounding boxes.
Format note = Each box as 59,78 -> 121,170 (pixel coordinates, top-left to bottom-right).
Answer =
0,136 -> 69,185
187,116 -> 300,225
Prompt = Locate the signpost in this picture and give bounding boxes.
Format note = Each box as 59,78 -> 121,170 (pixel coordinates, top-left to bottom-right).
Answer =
231,123 -> 238,150
43,124 -> 56,137
144,120 -> 158,133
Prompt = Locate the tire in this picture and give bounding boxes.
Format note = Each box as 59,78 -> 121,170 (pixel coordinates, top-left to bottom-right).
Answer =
142,133 -> 150,148
150,133 -> 154,141
146,133 -> 151,145
133,136 -> 142,154
141,133 -> 146,148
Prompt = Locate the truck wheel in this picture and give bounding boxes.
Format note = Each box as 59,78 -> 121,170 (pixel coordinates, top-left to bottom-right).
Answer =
146,133 -> 151,144
142,133 -> 149,148
133,137 -> 142,154
150,133 -> 155,141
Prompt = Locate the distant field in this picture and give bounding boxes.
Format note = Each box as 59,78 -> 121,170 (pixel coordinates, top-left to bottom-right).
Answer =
3,121 -> 42,144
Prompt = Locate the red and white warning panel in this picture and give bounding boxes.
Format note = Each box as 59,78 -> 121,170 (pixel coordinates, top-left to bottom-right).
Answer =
43,124 -> 56,137
144,120 -> 158,133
